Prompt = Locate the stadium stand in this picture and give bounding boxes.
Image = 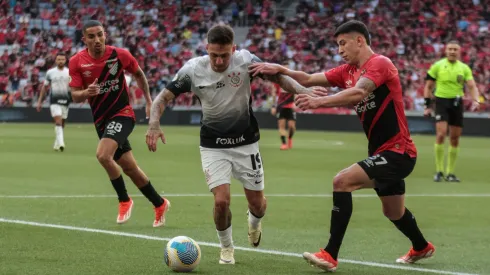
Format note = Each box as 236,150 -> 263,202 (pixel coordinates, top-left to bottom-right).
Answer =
0,0 -> 488,112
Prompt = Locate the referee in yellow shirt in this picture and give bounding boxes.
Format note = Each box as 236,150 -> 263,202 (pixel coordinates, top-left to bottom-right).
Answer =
424,41 -> 480,182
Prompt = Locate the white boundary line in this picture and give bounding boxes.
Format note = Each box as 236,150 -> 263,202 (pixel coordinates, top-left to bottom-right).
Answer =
0,218 -> 477,275
0,193 -> 490,199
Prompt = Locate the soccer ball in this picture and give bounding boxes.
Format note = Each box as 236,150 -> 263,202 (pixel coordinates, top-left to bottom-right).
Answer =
164,236 -> 201,272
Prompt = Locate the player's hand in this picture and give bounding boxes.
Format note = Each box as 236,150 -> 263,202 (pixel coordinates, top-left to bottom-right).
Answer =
248,63 -> 283,77
423,108 -> 433,117
86,78 -> 100,97
470,100 -> 480,112
270,107 -> 277,116
295,94 -> 321,110
145,101 -> 152,119
311,86 -> 330,97
36,102 -> 42,112
146,124 -> 166,152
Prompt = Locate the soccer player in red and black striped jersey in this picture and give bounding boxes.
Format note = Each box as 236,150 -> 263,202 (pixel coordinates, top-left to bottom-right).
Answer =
249,20 -> 435,272
69,20 -> 170,227
270,82 -> 296,150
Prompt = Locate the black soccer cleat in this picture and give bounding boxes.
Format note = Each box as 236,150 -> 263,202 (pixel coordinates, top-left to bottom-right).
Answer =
59,146 -> 64,152
445,174 -> 460,183
433,172 -> 444,182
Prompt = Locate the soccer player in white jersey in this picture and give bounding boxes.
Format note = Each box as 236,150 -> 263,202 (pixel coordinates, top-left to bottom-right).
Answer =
36,53 -> 71,151
146,24 -> 312,264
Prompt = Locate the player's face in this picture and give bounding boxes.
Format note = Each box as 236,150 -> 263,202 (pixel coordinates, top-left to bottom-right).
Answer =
206,43 -> 236,72
445,43 -> 461,62
55,55 -> 66,67
82,26 -> 106,55
336,33 -> 362,65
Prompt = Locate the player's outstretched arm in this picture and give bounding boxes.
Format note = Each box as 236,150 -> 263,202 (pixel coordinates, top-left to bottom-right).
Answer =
295,77 -> 376,110
265,74 -> 315,95
132,67 -> 152,118
146,89 -> 175,152
249,62 -> 330,88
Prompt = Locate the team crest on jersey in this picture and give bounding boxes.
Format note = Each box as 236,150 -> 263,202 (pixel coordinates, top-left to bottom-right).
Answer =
345,79 -> 353,88
109,62 -> 119,75
228,72 -> 243,87
83,71 -> 92,77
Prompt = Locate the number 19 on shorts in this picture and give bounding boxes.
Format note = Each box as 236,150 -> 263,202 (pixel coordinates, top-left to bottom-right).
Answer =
250,153 -> 262,170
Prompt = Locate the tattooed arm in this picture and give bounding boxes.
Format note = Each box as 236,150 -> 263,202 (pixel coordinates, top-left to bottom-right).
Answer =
295,77 -> 377,110
263,74 -> 314,95
146,89 -> 175,152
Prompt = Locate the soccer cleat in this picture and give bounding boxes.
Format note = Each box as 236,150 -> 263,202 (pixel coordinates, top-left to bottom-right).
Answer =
117,198 -> 133,224
396,242 -> 435,264
433,172 -> 444,182
59,145 -> 65,152
219,247 -> 235,264
280,144 -> 289,150
247,212 -> 262,247
153,198 -> 171,227
303,249 -> 338,272
288,138 -> 293,149
445,174 -> 460,183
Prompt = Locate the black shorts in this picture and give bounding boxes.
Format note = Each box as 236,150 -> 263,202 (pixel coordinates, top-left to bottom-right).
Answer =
357,151 -> 416,197
277,108 -> 296,121
435,97 -> 464,127
96,116 -> 135,161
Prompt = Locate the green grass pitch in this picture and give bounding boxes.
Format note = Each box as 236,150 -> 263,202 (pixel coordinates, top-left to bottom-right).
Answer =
0,123 -> 489,275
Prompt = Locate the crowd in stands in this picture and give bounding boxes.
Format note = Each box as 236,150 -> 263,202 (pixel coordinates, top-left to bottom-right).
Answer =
0,0 -> 488,113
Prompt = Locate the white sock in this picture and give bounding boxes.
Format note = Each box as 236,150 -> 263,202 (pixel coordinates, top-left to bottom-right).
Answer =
248,210 -> 263,229
55,126 -> 64,146
217,225 -> 233,248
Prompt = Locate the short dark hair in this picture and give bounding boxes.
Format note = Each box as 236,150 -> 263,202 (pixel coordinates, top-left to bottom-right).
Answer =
334,20 -> 371,46
56,52 -> 66,58
447,40 -> 460,46
83,20 -> 103,34
207,24 -> 234,45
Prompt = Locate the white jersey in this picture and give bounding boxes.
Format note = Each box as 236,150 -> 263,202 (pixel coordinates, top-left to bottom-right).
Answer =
44,67 -> 71,106
167,49 -> 261,148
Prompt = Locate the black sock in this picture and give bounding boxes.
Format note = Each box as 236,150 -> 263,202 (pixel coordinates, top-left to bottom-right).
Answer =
324,192 -> 353,260
111,176 -> 130,202
288,129 -> 295,139
391,208 -> 428,251
280,135 -> 286,144
139,181 -> 164,207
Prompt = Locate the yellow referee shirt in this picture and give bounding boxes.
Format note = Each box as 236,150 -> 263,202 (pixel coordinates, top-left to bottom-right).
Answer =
427,58 -> 474,98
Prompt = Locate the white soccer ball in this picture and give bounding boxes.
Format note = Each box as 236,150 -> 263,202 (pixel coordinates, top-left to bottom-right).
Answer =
164,236 -> 201,272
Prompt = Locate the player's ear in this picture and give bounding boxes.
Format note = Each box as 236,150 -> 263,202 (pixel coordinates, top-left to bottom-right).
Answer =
232,44 -> 236,53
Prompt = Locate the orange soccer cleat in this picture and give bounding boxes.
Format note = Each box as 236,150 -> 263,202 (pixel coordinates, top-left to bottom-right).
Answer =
303,249 -> 338,272
153,198 -> 171,227
396,242 -> 435,264
117,198 -> 133,224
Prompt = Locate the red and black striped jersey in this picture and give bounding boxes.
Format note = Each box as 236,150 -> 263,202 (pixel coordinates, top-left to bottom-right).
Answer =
325,54 -> 417,157
69,45 -> 138,127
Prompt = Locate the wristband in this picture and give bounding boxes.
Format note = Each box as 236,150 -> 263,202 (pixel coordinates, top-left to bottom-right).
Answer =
424,98 -> 432,108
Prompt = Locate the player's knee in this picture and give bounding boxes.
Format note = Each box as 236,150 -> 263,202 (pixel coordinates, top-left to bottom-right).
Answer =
449,136 -> 459,147
435,134 -> 445,144
249,195 -> 266,213
382,206 -> 404,220
214,197 -> 230,213
96,152 -> 113,166
332,174 -> 351,192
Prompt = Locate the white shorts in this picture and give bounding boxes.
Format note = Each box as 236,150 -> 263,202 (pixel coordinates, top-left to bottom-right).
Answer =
200,142 -> 264,191
50,104 -> 69,119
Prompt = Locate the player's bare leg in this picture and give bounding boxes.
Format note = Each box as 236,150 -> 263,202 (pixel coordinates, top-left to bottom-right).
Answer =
244,189 -> 266,247
278,119 -> 288,150
446,126 -> 462,182
434,121 -> 447,182
116,151 -> 169,227
96,138 -> 133,224
212,184 -> 235,264
53,115 -> 64,151
304,163 -> 372,272
287,119 -> 296,149
381,196 -> 435,264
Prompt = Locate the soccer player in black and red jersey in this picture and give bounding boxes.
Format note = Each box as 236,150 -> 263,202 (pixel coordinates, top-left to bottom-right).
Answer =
250,20 -> 435,272
270,82 -> 296,150
69,20 -> 170,227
